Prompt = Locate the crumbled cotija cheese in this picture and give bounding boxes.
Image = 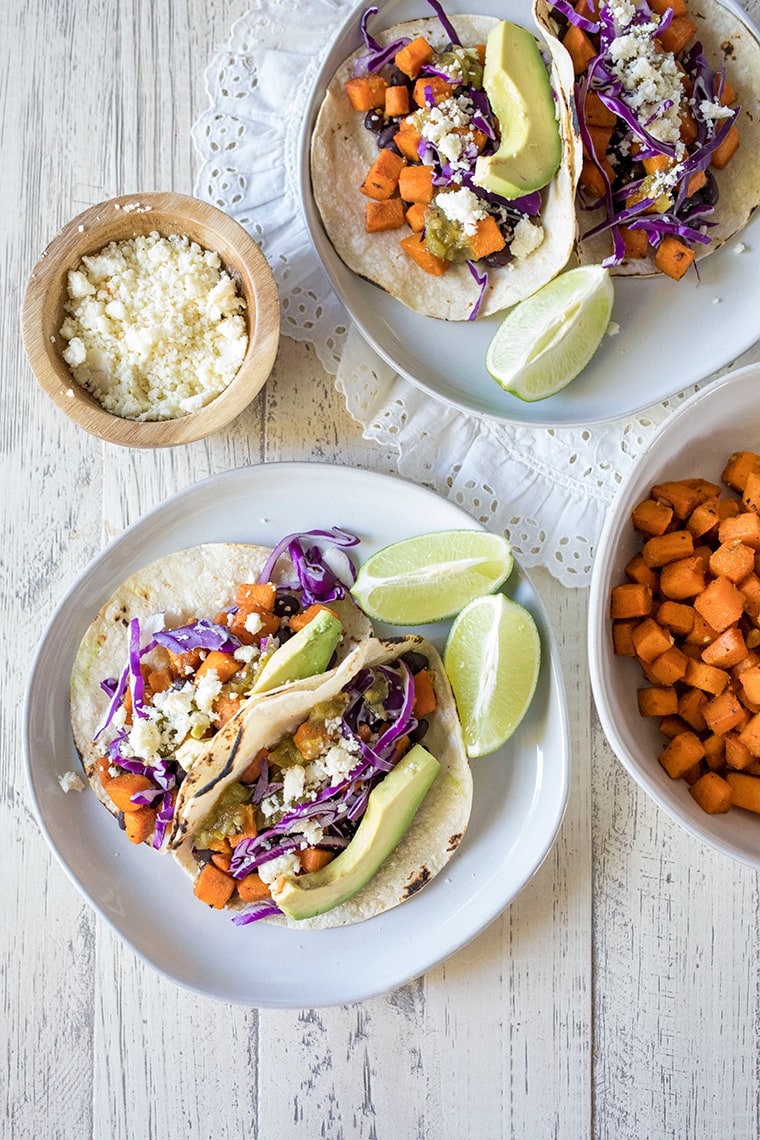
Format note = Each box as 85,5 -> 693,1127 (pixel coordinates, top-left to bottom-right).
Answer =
59,232 -> 248,421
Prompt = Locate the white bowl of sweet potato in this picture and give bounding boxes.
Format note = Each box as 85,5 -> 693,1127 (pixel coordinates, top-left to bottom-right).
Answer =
589,362 -> 760,867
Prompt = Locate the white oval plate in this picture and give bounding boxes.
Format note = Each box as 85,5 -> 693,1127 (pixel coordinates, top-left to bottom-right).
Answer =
25,463 -> 569,1008
589,363 -> 760,867
299,0 -> 760,427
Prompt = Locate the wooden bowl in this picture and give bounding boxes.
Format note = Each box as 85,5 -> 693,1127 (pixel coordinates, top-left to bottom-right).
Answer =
21,192 -> 280,447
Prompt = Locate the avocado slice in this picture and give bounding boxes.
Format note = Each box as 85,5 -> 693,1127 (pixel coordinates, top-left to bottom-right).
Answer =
250,608 -> 342,694
473,20 -> 561,200
273,744 -> 441,920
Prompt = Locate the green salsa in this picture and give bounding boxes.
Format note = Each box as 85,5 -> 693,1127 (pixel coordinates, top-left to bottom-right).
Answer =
195,781 -> 250,849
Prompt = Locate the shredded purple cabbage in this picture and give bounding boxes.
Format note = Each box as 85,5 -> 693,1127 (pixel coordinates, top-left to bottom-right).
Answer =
425,0 -> 461,45
466,261 -> 488,321
258,527 -> 359,606
153,619 -> 240,655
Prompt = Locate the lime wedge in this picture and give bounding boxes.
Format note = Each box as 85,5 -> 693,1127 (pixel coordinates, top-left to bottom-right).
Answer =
351,530 -> 514,625
486,265 -> 614,402
444,593 -> 540,757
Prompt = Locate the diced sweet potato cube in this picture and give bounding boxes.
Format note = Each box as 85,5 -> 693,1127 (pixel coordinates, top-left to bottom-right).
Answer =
412,75 -> 452,108
657,14 -> 697,54
366,198 -> 406,233
405,202 -> 427,232
709,540 -> 755,583
654,235 -> 695,281
237,872 -> 272,903
686,169 -> 708,199
385,85 -> 410,117
702,689 -> 746,735
725,770 -> 760,812
659,731 -> 705,779
239,870 -> 274,898
289,603 -> 339,632
719,77 -> 737,106
124,805 -> 157,845
583,90 -> 617,126
345,73 -> 387,111
579,157 -> 613,199
656,601 -> 695,637
725,732 -> 753,771
193,863 -> 235,910
659,556 -> 705,600
678,687 -> 707,732
742,471 -> 760,513
196,649 -> 241,683
642,530 -> 694,567
685,610 -> 720,646
719,512 -> 760,550
683,658 -> 730,695
659,714 -> 690,739
632,498 -> 673,536
652,481 -> 702,519
293,718 -> 329,760
710,125 -> 739,170
740,573 -> 760,619
360,148 -> 406,200
620,225 -> 649,259
648,645 -> 688,685
694,574 -> 745,632
739,712 -> 760,757
394,36 -> 435,79
638,686 -> 679,717
688,499 -> 720,542
611,582 -> 653,619
701,627 -> 747,668
394,121 -> 423,162
107,773 -> 154,813
741,665 -> 760,706
563,22 -> 597,74
649,0 -> 687,16
689,771 -> 732,814
468,215 -> 506,260
299,847 -> 335,873
399,232 -> 449,276
703,732 -> 726,770
722,450 -> 760,493
625,552 -> 659,591
632,618 -> 673,663
398,163 -> 435,204
612,620 -> 637,657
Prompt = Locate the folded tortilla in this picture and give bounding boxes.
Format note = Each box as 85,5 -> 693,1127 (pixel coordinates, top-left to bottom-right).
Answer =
170,635 -> 473,929
534,0 -> 760,274
70,542 -> 373,826
311,13 -> 581,319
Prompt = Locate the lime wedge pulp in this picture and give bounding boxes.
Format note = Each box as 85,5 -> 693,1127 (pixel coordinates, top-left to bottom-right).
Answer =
444,593 -> 541,757
486,265 -> 614,402
351,529 -> 514,625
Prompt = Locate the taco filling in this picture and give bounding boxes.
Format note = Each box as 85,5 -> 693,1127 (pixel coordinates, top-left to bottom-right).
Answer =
70,530 -> 370,852
311,3 -> 580,320
539,0 -> 759,277
170,636 -> 472,928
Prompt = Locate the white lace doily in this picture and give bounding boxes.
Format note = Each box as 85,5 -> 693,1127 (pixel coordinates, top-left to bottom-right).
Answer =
192,0 -> 750,586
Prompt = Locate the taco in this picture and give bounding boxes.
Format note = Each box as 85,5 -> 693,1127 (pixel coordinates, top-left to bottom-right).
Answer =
535,0 -> 760,278
310,6 -> 581,320
169,635 -> 472,929
70,532 -> 372,851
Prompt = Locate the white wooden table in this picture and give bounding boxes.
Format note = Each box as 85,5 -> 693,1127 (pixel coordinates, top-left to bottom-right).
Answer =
4,1 -> 759,1137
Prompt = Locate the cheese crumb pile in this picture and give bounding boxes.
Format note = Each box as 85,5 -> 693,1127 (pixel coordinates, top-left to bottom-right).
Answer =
59,231 -> 248,421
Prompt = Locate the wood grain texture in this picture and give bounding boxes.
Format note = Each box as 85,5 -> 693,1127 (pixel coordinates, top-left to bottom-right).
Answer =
3,0 -> 760,1137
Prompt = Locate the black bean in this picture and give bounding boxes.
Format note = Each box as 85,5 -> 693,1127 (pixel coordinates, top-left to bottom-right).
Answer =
377,124 -> 400,151
485,247 -> 514,268
409,717 -> 429,744
274,592 -> 300,617
401,650 -> 429,673
388,67 -> 410,88
364,108 -> 385,133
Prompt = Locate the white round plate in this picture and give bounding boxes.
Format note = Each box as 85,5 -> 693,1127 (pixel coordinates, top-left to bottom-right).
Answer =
300,0 -> 760,427
25,463 -> 569,1008
589,363 -> 760,867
